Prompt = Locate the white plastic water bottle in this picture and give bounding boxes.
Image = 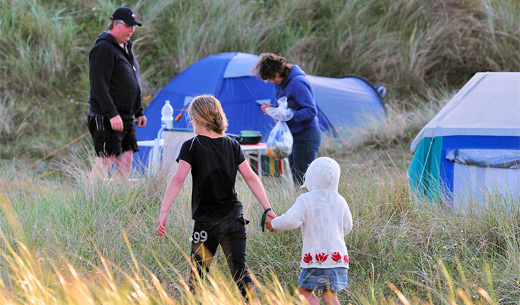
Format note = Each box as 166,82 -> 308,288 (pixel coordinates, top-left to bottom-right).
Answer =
161,100 -> 174,129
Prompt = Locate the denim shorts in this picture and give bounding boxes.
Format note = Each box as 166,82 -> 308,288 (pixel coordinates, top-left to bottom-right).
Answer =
298,267 -> 348,291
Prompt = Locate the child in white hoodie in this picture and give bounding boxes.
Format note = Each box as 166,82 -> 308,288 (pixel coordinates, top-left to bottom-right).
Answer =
266,157 -> 353,305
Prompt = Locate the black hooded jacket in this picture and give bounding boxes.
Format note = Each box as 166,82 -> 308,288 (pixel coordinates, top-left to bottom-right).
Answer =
88,32 -> 144,120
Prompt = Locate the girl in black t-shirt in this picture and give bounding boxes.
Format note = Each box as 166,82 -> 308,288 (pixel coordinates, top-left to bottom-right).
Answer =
156,94 -> 277,299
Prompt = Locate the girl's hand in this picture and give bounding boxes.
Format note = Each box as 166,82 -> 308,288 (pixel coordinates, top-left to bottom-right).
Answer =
156,213 -> 168,237
266,210 -> 277,219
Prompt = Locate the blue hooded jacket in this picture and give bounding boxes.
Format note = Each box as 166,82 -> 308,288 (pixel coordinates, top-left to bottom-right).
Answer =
275,65 -> 320,141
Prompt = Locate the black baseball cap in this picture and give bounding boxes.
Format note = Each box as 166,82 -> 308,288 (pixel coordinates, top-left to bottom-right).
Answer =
111,7 -> 142,26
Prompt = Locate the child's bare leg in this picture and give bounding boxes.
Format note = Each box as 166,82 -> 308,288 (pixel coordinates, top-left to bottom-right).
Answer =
322,289 -> 340,305
298,287 -> 320,305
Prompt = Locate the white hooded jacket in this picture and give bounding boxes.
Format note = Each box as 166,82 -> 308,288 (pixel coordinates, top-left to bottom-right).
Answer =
271,157 -> 353,269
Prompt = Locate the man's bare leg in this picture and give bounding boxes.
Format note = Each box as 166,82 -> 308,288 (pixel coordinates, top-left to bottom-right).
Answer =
90,155 -> 116,181
114,150 -> 133,179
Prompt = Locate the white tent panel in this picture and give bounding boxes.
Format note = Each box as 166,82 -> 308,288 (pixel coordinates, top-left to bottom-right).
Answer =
223,53 -> 258,78
452,163 -> 520,208
411,72 -> 520,153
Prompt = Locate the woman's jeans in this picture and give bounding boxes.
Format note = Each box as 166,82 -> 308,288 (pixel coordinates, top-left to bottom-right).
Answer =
289,128 -> 322,186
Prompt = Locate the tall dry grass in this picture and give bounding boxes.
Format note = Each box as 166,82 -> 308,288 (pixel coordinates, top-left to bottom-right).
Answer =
1,137 -> 519,303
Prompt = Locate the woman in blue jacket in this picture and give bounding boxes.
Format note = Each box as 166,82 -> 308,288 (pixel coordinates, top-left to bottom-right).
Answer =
254,53 -> 321,186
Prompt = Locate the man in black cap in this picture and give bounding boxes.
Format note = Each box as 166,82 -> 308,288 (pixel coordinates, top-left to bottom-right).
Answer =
87,7 -> 147,180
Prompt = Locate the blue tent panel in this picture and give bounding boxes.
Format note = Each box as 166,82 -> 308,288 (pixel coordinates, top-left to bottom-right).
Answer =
218,77 -> 276,136
308,75 -> 386,133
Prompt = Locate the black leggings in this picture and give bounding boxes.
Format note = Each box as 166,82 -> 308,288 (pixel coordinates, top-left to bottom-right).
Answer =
189,215 -> 254,298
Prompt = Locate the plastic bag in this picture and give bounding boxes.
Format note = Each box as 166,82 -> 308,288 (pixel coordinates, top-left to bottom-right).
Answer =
266,120 -> 293,160
266,96 -> 294,121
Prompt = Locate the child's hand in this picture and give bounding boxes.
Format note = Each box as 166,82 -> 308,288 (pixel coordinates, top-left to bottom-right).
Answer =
265,214 -> 277,232
156,213 -> 168,237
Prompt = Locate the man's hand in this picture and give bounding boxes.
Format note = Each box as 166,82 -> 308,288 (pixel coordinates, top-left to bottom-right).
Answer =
136,115 -> 147,128
110,115 -> 124,132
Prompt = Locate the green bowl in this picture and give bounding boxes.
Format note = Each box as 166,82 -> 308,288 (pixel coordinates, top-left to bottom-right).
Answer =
240,130 -> 262,137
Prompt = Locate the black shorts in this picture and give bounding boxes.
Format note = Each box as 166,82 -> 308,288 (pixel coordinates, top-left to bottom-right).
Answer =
88,115 -> 139,157
190,215 -> 253,298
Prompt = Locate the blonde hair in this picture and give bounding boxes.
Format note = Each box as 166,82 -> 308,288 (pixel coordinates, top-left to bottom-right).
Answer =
188,94 -> 228,135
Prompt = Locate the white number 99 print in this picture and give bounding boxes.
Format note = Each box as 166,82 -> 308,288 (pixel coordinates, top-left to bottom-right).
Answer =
190,230 -> 208,243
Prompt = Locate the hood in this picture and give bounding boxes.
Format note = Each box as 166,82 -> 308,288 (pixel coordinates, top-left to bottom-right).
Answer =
95,31 -> 121,47
303,157 -> 340,191
281,65 -> 306,88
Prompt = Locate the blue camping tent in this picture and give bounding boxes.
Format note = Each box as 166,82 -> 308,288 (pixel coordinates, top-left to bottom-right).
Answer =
135,52 -> 385,164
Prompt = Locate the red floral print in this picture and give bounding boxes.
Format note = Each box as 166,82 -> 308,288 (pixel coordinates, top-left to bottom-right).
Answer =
331,252 -> 341,262
303,253 -> 313,264
315,253 -> 329,263
344,254 -> 350,264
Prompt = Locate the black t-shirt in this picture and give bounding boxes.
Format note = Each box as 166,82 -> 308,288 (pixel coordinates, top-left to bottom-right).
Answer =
177,135 -> 246,221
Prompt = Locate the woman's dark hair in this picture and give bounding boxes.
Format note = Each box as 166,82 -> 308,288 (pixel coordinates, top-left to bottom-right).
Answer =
253,53 -> 291,81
